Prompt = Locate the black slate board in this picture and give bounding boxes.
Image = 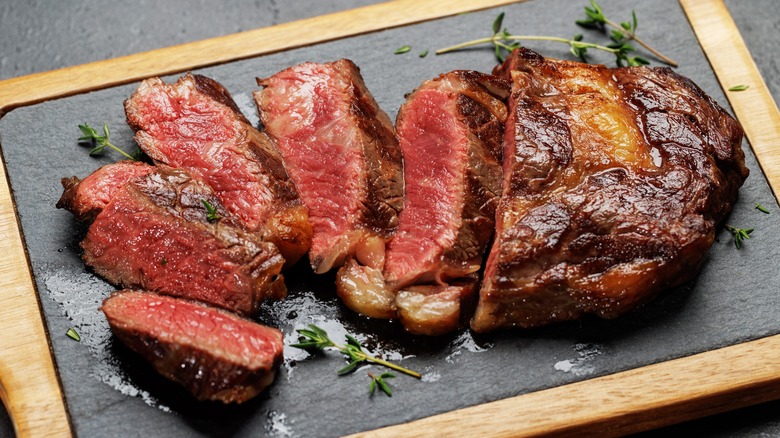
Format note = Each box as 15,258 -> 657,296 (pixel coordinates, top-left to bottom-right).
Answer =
2,0 -> 780,436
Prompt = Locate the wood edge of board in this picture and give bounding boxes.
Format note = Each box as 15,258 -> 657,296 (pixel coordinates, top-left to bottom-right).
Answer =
0,0 -> 521,117
348,334 -> 780,437
680,0 -> 780,199
0,0 -> 777,436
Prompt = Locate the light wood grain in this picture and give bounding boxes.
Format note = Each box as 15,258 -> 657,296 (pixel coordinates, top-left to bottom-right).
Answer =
350,335 -> 780,437
0,0 -> 778,437
681,0 -> 780,197
0,161 -> 71,437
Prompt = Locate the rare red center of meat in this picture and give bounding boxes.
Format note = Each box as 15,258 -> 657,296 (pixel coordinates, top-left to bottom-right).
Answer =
385,90 -> 467,286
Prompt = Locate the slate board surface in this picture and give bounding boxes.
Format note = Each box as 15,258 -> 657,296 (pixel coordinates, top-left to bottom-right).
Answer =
1,0 -> 780,436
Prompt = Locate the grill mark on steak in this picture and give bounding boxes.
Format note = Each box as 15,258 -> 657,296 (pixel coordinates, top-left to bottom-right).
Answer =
56,160 -> 155,221
101,290 -> 283,403
82,167 -> 286,315
472,48 -> 748,332
124,73 -> 311,266
255,59 -> 403,274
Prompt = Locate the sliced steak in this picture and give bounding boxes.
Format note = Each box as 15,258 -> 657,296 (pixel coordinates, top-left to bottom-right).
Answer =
125,73 -> 311,266
101,290 -> 283,403
472,48 -> 749,332
255,59 -> 403,274
337,71 -> 508,335
82,167 -> 285,315
56,160 -> 154,221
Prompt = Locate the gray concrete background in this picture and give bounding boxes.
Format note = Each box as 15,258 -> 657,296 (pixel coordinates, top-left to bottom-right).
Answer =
0,0 -> 778,436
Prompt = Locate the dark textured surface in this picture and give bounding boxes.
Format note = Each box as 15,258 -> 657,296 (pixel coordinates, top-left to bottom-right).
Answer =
0,1 -> 779,437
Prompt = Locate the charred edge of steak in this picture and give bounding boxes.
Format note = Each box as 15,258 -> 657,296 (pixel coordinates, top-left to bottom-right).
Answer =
56,160 -> 155,222
101,290 -> 283,403
472,48 -> 748,332
189,73 -> 251,125
82,167 -> 286,315
343,60 -> 405,234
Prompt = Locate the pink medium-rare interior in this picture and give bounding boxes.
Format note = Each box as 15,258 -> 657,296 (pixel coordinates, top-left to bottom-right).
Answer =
385,89 -> 468,287
128,77 -> 276,231
102,291 -> 282,367
84,186 -> 262,314
259,63 -> 365,262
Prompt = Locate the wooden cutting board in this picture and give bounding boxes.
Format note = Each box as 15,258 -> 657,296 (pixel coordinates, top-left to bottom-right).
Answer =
0,0 -> 778,436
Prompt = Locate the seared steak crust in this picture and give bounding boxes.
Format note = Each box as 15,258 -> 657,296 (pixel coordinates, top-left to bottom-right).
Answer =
102,290 -> 283,403
125,73 -> 311,266
255,59 -> 403,273
472,48 -> 748,332
82,167 -> 285,315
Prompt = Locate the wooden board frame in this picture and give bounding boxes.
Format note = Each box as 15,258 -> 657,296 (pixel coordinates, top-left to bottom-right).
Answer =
0,0 -> 777,436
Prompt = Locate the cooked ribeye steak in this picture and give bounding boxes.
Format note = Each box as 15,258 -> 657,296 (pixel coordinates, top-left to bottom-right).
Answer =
255,59 -> 403,274
125,73 -> 311,266
472,48 -> 749,332
82,167 -> 286,315
101,290 -> 283,403
337,70 -> 509,335
56,160 -> 154,221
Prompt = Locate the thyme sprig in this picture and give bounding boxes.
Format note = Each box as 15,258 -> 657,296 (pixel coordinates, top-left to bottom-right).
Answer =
725,225 -> 753,249
436,12 -> 650,67
78,123 -> 138,161
291,324 -> 422,379
368,372 -> 395,397
576,0 -> 677,67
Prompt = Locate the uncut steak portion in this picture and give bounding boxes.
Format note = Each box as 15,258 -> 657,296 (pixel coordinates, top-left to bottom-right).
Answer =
472,48 -> 748,332
341,70 -> 509,335
56,160 -> 154,221
255,59 -> 403,274
82,167 -> 285,315
125,73 -> 311,266
102,290 -> 283,403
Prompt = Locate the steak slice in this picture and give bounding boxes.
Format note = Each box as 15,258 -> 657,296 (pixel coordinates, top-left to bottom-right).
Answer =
101,290 -> 283,403
472,48 -> 749,332
255,59 -> 403,274
339,71 -> 509,335
125,73 -> 311,266
56,160 -> 154,221
82,167 -> 285,315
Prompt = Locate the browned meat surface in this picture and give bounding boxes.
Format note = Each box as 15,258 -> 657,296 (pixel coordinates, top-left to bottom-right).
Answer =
472,48 -> 748,332
335,70 -> 508,335
56,160 -> 154,221
255,59 -> 403,274
125,73 -> 311,266
82,167 -> 285,315
102,290 -> 283,403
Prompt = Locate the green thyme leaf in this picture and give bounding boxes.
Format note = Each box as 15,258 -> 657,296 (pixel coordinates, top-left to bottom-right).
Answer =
419,50 -> 429,58
201,199 -> 221,222
394,45 -> 412,54
755,203 -> 770,214
725,225 -> 753,249
492,12 -> 505,34
368,372 -> 395,397
66,327 -> 81,342
729,85 -> 749,91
